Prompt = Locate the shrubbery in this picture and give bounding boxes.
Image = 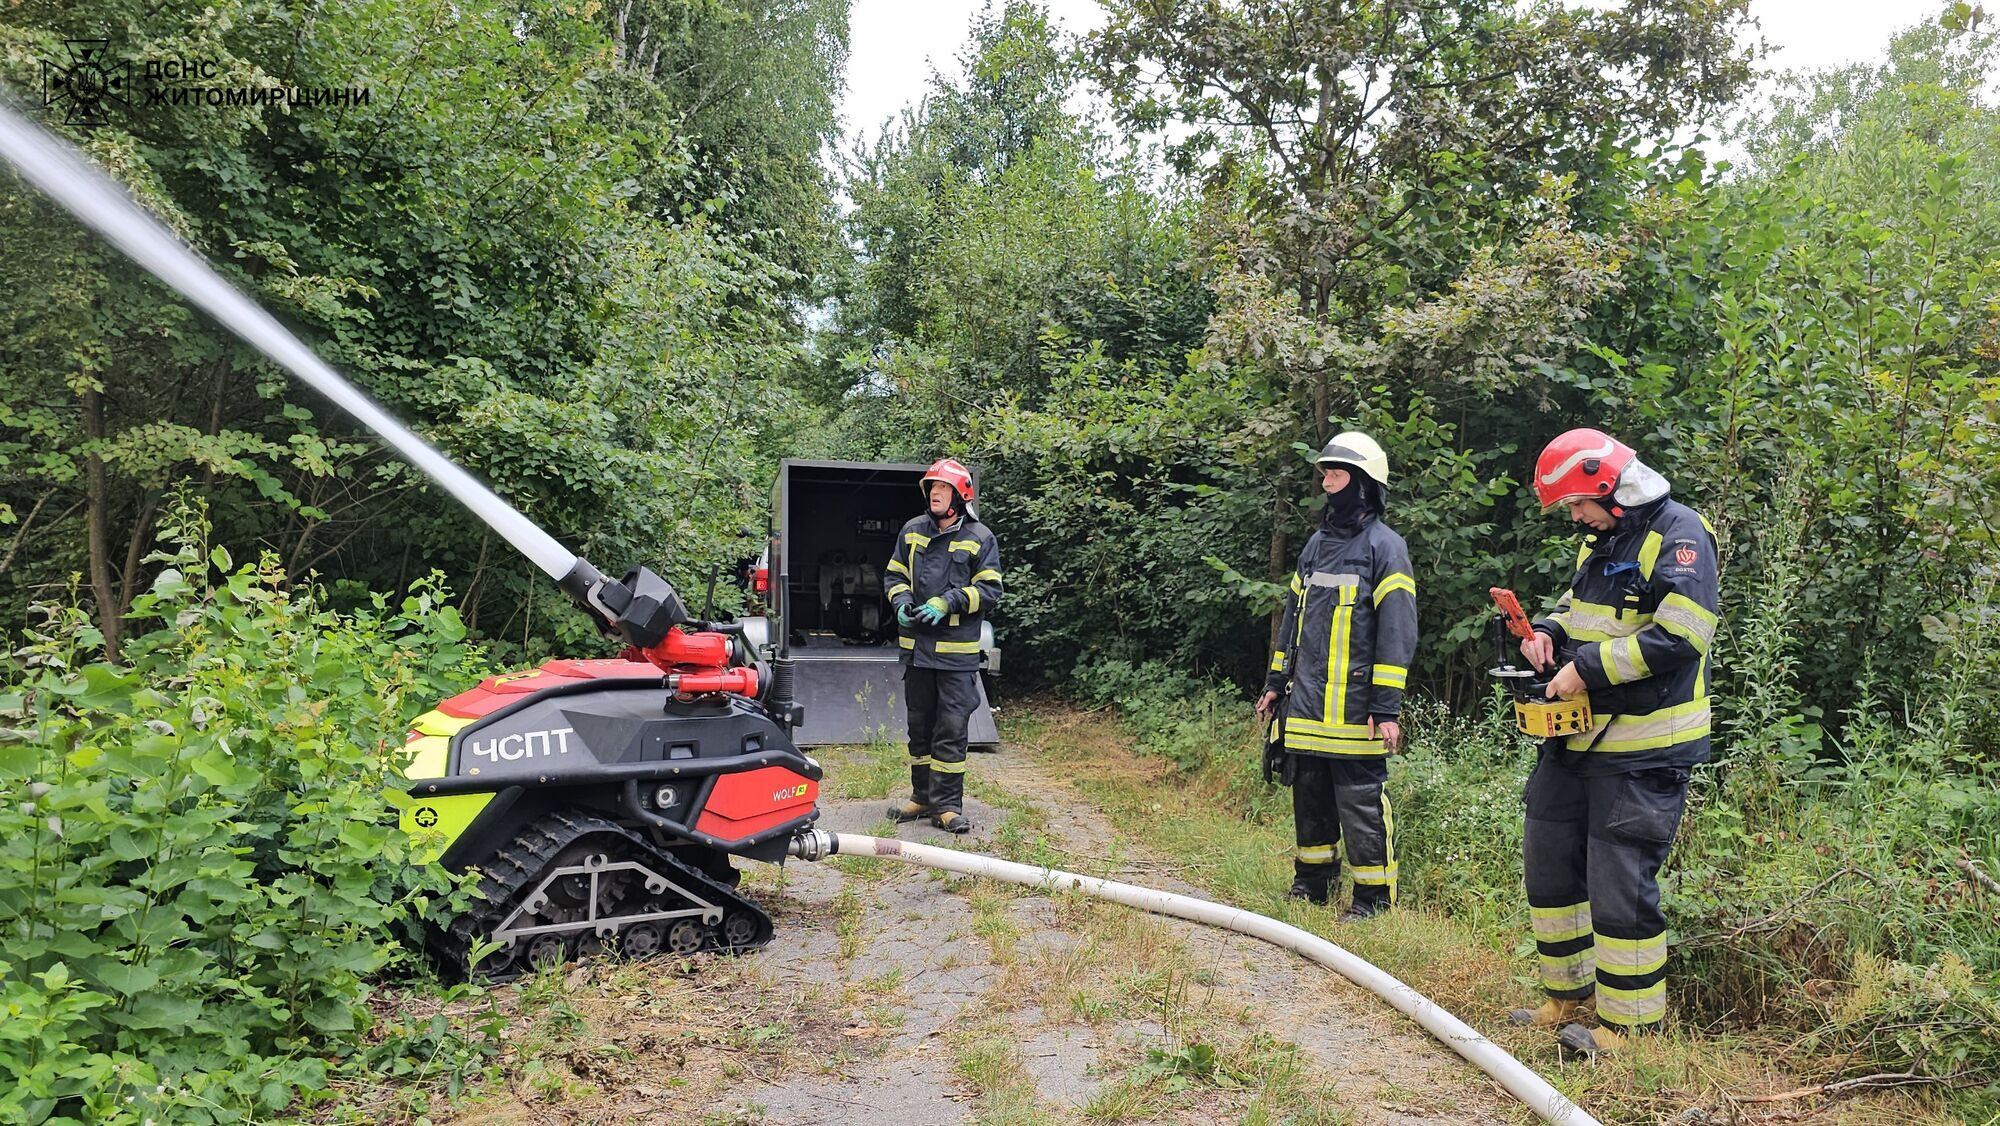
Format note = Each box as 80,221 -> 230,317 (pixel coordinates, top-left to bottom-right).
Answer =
0,501 -> 490,1122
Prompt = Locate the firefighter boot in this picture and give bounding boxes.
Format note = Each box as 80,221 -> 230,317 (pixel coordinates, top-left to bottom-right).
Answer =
1286,876 -> 1332,906
1558,1021 -> 1644,1057
1338,901 -> 1389,923
929,770 -> 972,834
1508,997 -> 1592,1029
887,763 -> 934,822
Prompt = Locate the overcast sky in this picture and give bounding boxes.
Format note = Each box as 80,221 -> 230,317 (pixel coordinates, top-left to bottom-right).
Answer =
838,0 -> 1952,153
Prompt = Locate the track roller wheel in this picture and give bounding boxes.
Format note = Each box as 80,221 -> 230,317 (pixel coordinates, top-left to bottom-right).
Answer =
721,910 -> 761,951
621,922 -> 664,959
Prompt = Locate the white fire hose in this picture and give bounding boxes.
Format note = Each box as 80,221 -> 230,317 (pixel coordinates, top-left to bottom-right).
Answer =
790,830 -> 1598,1126
0,92 -> 1596,1126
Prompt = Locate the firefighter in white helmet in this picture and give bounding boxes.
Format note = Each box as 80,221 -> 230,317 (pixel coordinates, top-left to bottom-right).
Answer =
1257,432 -> 1418,921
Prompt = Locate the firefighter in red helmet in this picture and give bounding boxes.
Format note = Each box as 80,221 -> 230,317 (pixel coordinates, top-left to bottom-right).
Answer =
1510,428 -> 1720,1055
883,458 -> 1003,834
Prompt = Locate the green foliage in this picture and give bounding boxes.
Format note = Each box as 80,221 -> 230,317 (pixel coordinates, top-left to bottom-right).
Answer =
1083,645 -> 2000,1112
0,0 -> 829,658
0,496 -> 489,1122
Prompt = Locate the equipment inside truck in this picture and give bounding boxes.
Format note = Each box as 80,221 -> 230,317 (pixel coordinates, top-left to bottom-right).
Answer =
781,462 -> 913,648
753,459 -> 1001,749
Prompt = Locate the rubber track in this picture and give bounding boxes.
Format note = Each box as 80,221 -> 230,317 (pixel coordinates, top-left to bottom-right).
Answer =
433,809 -> 775,980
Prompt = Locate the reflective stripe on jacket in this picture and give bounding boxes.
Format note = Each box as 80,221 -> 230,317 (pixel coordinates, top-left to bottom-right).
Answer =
886,514 -> 1002,671
1264,516 -> 1418,758
1532,497 -> 1719,771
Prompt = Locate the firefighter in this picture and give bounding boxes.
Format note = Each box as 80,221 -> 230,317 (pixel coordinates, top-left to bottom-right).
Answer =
884,458 -> 1002,834
1257,432 -> 1417,922
1510,428 -> 1720,1055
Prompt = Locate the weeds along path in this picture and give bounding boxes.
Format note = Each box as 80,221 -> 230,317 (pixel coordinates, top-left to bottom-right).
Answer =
439,717 -> 1517,1124
717,725 -> 1516,1124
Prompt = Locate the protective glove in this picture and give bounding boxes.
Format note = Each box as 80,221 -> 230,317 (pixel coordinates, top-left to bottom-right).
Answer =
895,603 -> 915,628
915,596 -> 950,626
1261,713 -> 1291,787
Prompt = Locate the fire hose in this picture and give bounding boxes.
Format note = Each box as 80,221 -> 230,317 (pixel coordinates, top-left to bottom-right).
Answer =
0,95 -> 1595,1126
790,830 -> 1600,1126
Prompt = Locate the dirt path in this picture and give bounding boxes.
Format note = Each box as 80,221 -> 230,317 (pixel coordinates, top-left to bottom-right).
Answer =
711,740 -> 1518,1125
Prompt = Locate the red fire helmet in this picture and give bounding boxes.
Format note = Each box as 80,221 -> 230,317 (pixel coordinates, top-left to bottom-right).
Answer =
1533,428 -> 1635,510
920,458 -> 975,505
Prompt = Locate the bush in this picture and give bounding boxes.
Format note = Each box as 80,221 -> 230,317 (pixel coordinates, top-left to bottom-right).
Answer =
0,499 -> 487,1122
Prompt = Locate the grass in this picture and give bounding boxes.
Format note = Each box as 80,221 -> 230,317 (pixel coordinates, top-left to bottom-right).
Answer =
424,948 -> 892,1123
1005,698 -> 1976,1126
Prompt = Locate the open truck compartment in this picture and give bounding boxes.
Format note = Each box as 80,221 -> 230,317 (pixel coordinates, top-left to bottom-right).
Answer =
759,459 -> 999,749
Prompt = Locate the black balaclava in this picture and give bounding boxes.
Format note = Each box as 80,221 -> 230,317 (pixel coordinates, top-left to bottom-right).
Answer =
1322,469 -> 1375,534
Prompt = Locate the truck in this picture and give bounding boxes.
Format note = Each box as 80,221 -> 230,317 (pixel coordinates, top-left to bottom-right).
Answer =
741,459 -> 1001,750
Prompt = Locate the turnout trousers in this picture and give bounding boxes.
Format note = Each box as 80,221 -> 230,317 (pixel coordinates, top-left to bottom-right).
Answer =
903,665 -> 979,814
1522,749 -> 1689,1031
1292,756 -> 1397,910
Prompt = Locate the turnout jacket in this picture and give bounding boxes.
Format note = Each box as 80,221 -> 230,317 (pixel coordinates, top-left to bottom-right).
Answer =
1532,496 -> 1720,775
885,513 -> 1002,671
1264,514 -> 1418,758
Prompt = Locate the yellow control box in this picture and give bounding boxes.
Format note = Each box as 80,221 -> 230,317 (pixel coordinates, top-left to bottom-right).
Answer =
1514,698 -> 1593,738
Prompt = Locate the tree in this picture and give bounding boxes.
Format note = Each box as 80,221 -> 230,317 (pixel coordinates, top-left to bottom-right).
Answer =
1088,0 -> 1760,649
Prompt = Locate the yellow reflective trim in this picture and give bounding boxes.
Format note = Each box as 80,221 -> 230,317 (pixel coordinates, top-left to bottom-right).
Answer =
1600,635 -> 1650,686
1270,652 -> 1286,672
973,569 -> 1002,583
1655,592 -> 1717,651
930,760 -> 968,775
1289,573 -> 1305,595
1350,863 -> 1398,885
935,639 -> 982,654
1596,982 -> 1668,1023
1283,731 -> 1386,755
1372,573 -> 1415,606
962,587 -> 981,613
885,558 -> 910,577
1596,933 -> 1668,976
1570,697 -> 1711,752
1324,585 -> 1356,725
1531,902 -> 1593,942
1283,717 -> 1377,737
1564,600 -> 1650,641
1638,531 -> 1664,580
947,539 -> 980,553
1370,664 -> 1407,689
898,635 -> 915,649
904,532 -> 933,548
1531,902 -> 1592,921
886,583 -> 912,598
1297,845 -> 1335,863
1574,539 -> 1594,569
1540,948 -> 1597,992
909,755 -> 934,767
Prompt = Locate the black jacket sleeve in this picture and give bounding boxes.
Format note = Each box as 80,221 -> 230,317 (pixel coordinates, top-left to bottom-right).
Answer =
1368,530 -> 1417,719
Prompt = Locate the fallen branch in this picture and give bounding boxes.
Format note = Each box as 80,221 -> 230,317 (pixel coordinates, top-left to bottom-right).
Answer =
1712,867 -> 1863,942
1732,1070 -> 1948,1104
1957,855 -> 2000,898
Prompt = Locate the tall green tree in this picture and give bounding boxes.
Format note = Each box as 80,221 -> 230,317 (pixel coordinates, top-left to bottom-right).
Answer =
0,0 -> 840,658
1087,0 -> 1760,651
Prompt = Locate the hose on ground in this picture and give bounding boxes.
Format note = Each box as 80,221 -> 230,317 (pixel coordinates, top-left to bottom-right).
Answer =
790,829 -> 1597,1126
